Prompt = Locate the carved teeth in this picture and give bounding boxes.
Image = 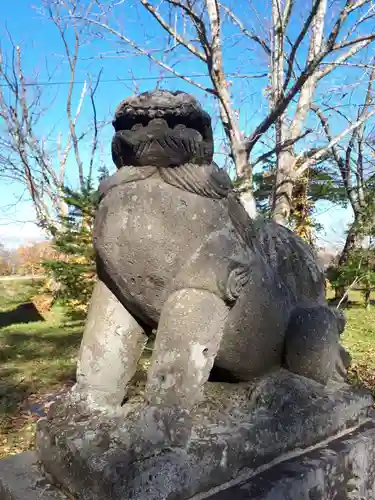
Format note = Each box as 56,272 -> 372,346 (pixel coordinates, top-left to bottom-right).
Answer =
131,123 -> 144,131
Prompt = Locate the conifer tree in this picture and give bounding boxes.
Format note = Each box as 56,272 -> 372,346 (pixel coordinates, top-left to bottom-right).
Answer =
43,167 -> 110,312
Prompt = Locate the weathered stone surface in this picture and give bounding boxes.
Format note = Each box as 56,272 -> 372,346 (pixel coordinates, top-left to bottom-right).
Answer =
4,418 -> 375,500
111,90 -> 214,167
36,372 -> 373,500
285,306 -> 348,385
0,451 -> 67,500
76,279 -> 147,407
204,419 -> 375,500
75,89 -> 351,410
145,288 -> 229,407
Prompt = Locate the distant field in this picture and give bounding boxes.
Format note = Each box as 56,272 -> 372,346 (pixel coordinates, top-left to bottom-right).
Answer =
0,280 -> 374,458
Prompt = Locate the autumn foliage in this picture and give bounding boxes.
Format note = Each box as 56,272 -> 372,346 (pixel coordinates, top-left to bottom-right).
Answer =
0,241 -> 61,276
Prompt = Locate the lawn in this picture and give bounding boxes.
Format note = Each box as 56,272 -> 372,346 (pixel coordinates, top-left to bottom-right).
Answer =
0,278 -> 84,458
0,279 -> 374,458
340,291 -> 375,395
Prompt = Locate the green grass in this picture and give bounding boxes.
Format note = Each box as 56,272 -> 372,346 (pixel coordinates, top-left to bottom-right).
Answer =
0,279 -> 84,457
0,279 -> 42,310
338,290 -> 375,395
0,280 -> 374,458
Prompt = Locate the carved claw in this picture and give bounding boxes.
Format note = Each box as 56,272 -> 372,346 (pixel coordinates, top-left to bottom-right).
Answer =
225,266 -> 249,302
332,345 -> 351,383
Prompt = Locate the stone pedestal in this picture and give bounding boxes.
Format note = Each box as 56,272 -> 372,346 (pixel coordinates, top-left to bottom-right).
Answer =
31,371 -> 374,500
1,374 -> 375,500
0,452 -> 67,500
2,420 -> 375,500
198,419 -> 375,500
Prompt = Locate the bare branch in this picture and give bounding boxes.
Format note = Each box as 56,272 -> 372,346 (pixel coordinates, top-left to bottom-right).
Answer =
246,56 -> 323,154
49,5 -> 86,188
205,0 -> 250,182
220,4 -> 271,56
140,0 -> 207,61
282,0 -> 294,27
74,15 -> 216,94
316,39 -> 374,80
311,103 -> 357,206
164,0 -> 212,54
295,107 -> 375,176
253,129 -> 312,168
283,0 -> 323,91
57,0 -> 375,226
88,68 -> 103,184
0,1 -> 105,228
289,0 -> 327,139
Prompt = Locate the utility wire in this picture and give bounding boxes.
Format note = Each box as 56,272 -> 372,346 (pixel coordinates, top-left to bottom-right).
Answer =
0,72 -> 268,88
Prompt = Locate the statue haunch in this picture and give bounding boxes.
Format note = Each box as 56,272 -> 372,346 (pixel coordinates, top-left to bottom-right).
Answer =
75,90 -> 350,409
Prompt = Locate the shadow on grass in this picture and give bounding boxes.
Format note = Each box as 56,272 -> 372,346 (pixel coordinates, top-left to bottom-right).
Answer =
0,325 -> 82,420
327,298 -> 366,309
0,302 -> 45,328
0,366 -> 33,431
0,327 -> 82,364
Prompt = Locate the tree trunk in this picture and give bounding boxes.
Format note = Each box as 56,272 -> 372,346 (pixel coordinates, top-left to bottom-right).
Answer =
292,169 -> 313,244
235,147 -> 257,219
334,219 -> 361,301
338,224 -> 359,267
272,148 -> 295,225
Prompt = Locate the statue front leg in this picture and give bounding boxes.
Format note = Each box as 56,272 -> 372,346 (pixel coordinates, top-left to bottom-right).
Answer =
145,288 -> 229,408
75,279 -> 147,407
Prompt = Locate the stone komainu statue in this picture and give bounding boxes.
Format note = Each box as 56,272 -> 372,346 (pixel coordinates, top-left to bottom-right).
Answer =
75,90 -> 350,409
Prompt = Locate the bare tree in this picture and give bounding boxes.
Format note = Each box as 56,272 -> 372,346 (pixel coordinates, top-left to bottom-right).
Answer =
312,66 -> 375,295
0,4 -> 104,231
61,0 -> 375,223
268,0 -> 375,224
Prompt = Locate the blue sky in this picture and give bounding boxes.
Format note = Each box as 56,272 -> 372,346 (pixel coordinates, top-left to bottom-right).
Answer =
2,0 -> 371,248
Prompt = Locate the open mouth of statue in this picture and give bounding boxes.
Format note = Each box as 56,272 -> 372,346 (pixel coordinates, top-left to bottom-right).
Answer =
111,113 -> 213,168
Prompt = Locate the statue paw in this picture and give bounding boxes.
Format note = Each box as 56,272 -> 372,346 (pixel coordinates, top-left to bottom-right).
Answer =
332,345 -> 352,383
225,266 -> 249,302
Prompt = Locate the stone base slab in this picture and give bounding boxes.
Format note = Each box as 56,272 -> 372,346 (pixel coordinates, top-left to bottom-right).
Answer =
0,419 -> 375,500
34,371 -> 374,500
2,420 -> 375,500
0,452 -> 67,500
196,419 -> 375,499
